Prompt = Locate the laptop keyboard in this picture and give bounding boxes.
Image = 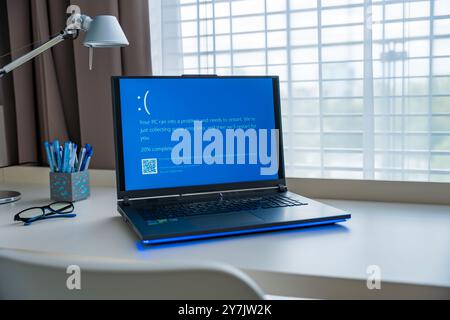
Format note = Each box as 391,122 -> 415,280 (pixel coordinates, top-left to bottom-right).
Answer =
140,194 -> 308,222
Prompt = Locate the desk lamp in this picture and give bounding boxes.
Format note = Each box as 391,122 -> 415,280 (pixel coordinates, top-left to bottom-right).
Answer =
0,6 -> 129,204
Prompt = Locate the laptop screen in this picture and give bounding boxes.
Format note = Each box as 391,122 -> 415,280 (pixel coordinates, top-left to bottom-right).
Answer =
117,77 -> 281,192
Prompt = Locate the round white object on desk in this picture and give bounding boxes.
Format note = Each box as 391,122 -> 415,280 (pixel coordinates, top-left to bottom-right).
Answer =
0,191 -> 21,205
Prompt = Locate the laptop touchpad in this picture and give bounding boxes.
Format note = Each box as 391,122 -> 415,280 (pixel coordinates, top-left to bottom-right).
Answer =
186,212 -> 263,229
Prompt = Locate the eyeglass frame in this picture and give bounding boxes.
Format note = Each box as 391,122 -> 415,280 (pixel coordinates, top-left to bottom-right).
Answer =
14,201 -> 76,226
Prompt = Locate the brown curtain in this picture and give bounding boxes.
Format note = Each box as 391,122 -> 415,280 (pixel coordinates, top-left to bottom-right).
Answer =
0,0 -> 18,166
4,0 -> 152,169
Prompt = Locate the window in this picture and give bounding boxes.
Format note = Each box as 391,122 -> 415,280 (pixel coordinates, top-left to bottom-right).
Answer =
149,0 -> 450,182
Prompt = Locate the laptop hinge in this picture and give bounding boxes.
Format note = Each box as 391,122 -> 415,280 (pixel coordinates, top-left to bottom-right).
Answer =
118,186 -> 280,203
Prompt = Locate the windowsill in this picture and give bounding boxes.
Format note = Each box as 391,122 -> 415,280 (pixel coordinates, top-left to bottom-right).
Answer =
287,177 -> 450,205
1,166 -> 449,205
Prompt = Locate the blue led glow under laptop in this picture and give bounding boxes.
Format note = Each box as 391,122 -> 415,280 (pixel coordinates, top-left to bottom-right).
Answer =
112,76 -> 350,245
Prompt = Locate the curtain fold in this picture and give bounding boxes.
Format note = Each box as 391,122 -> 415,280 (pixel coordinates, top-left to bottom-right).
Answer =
31,0 -> 71,150
6,0 -> 39,164
0,0 -> 18,166
3,0 -> 152,169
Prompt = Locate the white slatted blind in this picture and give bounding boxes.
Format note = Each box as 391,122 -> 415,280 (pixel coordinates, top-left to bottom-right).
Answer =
149,0 -> 450,182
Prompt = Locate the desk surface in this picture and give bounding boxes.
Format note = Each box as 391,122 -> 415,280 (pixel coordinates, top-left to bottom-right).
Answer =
1,182 -> 449,299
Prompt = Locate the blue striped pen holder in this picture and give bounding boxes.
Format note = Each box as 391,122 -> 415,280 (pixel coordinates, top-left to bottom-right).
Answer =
50,171 -> 90,202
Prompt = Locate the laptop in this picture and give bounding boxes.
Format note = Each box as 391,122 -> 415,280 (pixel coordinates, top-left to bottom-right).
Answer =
111,76 -> 350,245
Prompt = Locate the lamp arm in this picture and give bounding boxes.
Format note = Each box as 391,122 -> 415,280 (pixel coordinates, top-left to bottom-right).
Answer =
0,8 -> 125,77
0,30 -> 76,77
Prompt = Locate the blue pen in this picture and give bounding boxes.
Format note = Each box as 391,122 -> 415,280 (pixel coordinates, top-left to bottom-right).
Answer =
61,145 -> 65,172
77,147 -> 86,172
67,142 -> 73,173
49,143 -> 57,172
85,156 -> 91,169
83,155 -> 92,171
85,144 -> 92,156
60,144 -> 64,172
70,144 -> 78,173
53,140 -> 62,172
44,141 -> 54,172
68,143 -> 73,173
80,148 -> 90,171
59,146 -> 63,171
82,147 -> 94,171
61,143 -> 66,173
74,152 -> 79,172
62,142 -> 71,173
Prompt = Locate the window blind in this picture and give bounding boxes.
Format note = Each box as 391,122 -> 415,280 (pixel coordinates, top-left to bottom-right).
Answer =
149,0 -> 450,182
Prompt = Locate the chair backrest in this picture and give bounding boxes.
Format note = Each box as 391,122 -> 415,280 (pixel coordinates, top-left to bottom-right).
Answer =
0,248 -> 264,300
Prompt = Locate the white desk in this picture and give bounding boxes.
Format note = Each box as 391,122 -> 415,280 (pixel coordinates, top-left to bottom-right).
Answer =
1,181 -> 449,299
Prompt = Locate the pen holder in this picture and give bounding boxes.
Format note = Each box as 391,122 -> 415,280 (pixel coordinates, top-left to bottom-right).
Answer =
50,171 -> 90,202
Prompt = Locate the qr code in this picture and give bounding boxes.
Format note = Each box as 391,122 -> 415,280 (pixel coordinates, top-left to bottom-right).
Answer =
142,158 -> 158,175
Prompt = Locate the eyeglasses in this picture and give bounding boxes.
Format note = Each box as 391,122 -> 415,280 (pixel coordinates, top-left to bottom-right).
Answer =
14,201 -> 76,226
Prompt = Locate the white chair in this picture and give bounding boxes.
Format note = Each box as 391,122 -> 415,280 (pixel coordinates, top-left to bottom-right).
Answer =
0,248 -> 264,300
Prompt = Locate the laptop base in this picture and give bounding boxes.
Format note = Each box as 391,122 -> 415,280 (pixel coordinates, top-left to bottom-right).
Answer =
141,218 -> 348,245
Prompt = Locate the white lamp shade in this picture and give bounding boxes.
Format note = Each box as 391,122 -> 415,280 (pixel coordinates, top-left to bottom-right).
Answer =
83,15 -> 129,48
